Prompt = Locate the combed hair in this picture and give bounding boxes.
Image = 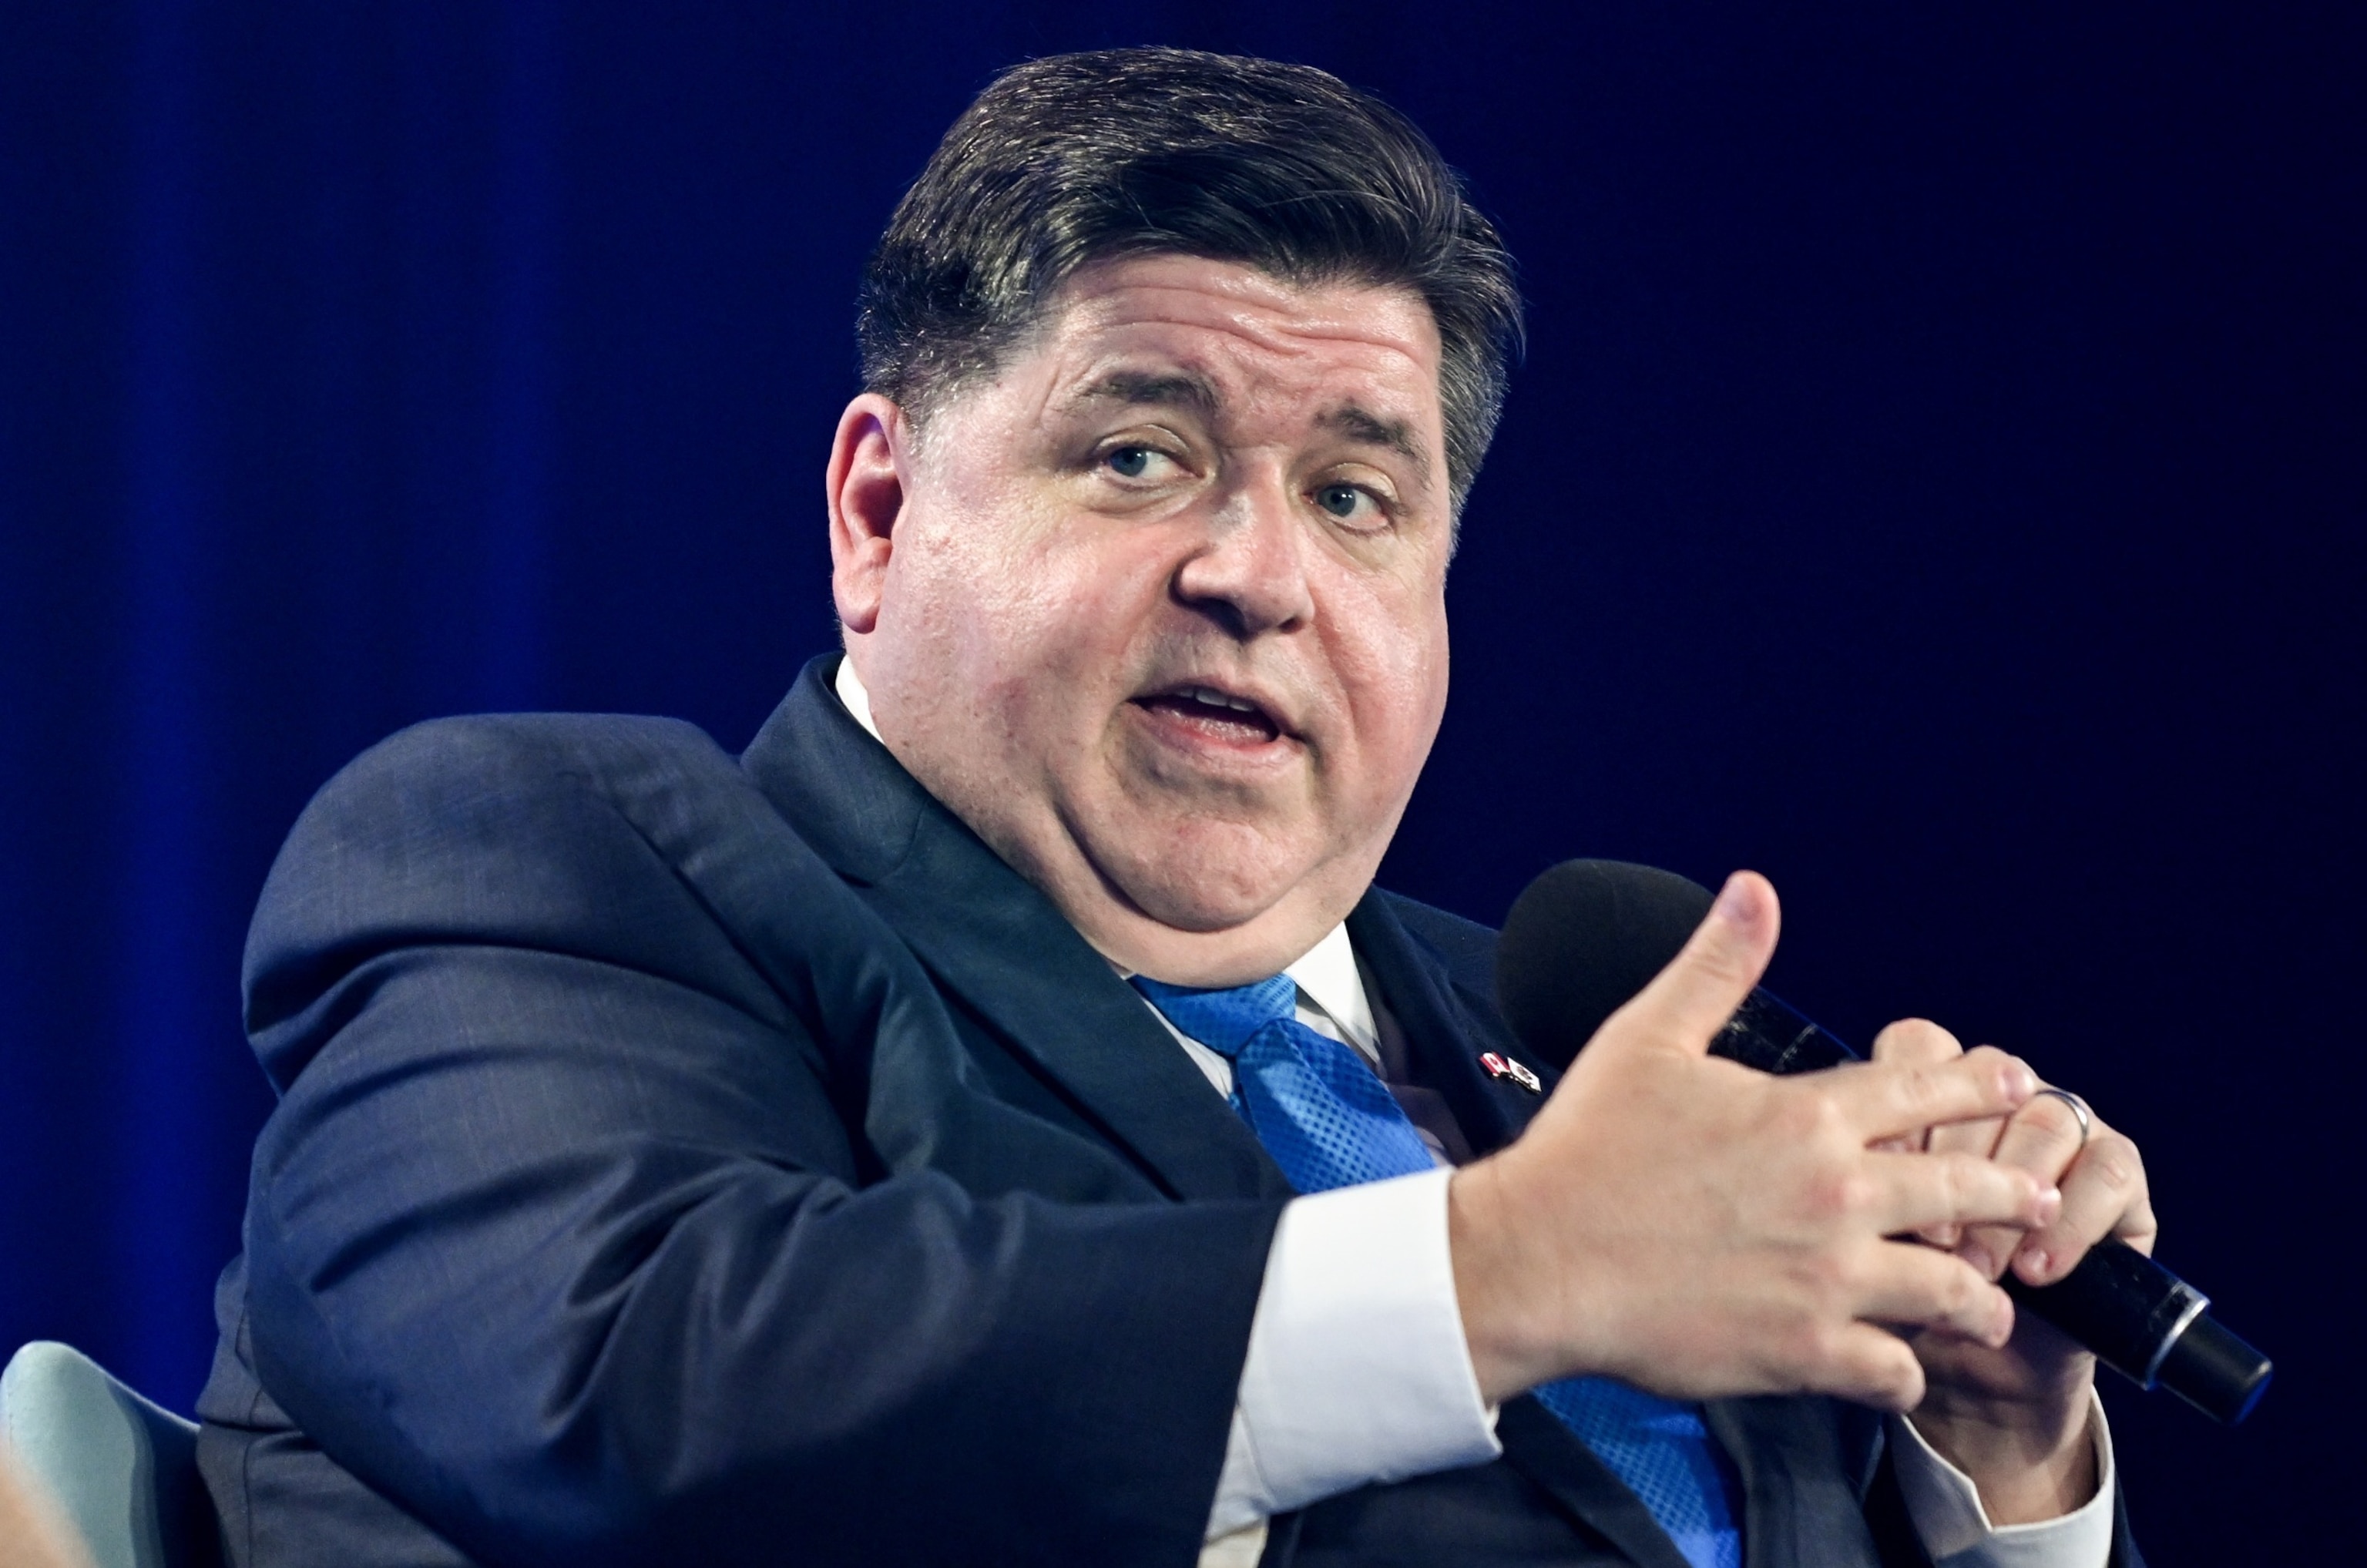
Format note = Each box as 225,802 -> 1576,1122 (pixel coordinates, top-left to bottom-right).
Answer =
857,48 -> 1523,505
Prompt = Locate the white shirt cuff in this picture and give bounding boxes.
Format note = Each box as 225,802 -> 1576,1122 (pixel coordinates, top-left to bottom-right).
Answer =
1204,1167 -> 1500,1539
1889,1393 -> 2117,1568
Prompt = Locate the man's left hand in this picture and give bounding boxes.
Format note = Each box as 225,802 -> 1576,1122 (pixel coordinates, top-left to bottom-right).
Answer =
1869,1019 -> 2157,1526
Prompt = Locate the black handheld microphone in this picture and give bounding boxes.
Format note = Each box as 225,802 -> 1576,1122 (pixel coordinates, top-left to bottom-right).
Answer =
1493,858 -> 2272,1425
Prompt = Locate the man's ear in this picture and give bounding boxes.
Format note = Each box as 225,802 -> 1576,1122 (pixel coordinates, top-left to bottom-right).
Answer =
827,393 -> 909,635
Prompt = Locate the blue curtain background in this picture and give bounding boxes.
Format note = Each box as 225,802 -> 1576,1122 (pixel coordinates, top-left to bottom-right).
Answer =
3,5 -> 2359,1560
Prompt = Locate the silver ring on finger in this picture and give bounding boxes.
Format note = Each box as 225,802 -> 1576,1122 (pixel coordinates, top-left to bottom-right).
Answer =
2031,1086 -> 2092,1152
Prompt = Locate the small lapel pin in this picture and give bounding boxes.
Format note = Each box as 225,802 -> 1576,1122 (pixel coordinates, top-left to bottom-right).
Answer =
1479,1052 -> 1543,1093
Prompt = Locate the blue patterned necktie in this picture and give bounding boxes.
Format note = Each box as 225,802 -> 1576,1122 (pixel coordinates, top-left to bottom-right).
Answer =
1130,974 -> 1435,1191
1131,973 -> 1743,1568
1530,1380 -> 1742,1568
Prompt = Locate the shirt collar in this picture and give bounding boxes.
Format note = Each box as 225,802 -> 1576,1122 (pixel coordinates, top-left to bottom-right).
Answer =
1281,921 -> 1376,1053
834,653 -> 884,741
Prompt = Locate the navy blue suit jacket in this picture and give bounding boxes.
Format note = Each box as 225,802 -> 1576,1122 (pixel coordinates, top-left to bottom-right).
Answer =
196,657 -> 2139,1567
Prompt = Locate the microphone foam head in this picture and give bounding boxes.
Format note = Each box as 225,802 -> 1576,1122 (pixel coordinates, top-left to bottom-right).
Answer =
1495,859 -> 1714,1070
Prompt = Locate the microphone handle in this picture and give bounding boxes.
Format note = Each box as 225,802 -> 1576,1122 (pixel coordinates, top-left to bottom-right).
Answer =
1714,992 -> 2271,1424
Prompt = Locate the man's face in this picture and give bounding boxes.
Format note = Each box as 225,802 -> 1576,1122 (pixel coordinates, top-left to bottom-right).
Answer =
831,254 -> 1454,985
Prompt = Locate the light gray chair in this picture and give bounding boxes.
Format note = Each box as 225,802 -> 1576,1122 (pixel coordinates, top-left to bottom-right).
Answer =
0,1343 -> 217,1568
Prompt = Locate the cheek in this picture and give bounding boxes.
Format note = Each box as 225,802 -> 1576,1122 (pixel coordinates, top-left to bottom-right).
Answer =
898,495 -> 1164,708
1329,589 -> 1450,797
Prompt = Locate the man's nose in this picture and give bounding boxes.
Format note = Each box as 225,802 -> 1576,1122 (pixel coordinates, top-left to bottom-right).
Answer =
1170,472 -> 1316,639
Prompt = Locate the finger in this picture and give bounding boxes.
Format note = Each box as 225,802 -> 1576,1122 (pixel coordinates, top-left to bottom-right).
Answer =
1991,1089 -> 2093,1183
1861,1147 -> 2059,1237
1925,1110 -> 2009,1159
1924,1108 -> 2009,1254
1855,1239 -> 2016,1347
1868,1017 -> 1965,1070
1595,871 -> 1780,1061
1958,1086 -> 2093,1277
2011,1126 -> 2158,1286
1821,1045 -> 2039,1146
1865,1022 -> 2001,1250
1866,1020 -> 1958,1153
1867,1022 -> 2009,1251
1811,1322 -> 1931,1412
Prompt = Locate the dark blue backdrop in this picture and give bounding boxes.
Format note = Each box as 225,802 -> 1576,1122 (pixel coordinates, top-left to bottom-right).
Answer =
4,4 -> 2359,1559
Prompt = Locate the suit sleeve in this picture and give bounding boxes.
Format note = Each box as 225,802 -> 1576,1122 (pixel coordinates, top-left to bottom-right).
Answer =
234,716 -> 1283,1568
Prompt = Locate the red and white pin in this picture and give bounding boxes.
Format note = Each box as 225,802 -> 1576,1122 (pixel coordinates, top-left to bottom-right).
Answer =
1479,1052 -> 1542,1093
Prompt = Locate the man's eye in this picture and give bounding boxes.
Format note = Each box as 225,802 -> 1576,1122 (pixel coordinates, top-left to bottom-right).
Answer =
1105,445 -> 1157,478
1315,482 -> 1376,521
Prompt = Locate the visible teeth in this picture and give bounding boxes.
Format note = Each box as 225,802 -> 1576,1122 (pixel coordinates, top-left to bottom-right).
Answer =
1182,684 -> 1261,713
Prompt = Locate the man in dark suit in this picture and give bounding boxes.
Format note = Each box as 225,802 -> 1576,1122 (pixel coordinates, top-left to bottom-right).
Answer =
198,49 -> 2154,1568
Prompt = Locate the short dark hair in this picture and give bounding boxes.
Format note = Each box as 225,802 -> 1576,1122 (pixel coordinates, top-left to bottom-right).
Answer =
858,48 -> 1523,505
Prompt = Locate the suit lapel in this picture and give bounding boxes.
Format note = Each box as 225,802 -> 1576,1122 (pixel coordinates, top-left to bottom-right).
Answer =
740,658 -> 1288,1204
1345,892 -> 1553,1154
1492,1398 -> 1701,1568
868,811 -> 1289,1203
1703,1397 -> 1888,1568
1493,1393 -> 1885,1568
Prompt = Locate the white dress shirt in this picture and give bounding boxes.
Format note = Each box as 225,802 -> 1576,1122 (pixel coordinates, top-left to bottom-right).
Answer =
833,657 -> 2115,1568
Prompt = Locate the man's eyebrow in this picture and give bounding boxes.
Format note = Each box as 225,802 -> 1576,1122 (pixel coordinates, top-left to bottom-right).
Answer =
1320,404 -> 1432,485
1063,368 -> 1220,416
1062,375 -> 1433,485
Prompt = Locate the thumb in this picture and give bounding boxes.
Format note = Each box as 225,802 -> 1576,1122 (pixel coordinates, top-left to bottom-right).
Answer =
1594,871 -> 1781,1060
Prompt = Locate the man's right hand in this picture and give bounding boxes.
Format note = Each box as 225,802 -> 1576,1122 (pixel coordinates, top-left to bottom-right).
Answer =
1449,871 -> 2056,1412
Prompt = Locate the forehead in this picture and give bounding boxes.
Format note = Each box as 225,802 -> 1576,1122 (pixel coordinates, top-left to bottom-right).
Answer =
1019,255 -> 1445,433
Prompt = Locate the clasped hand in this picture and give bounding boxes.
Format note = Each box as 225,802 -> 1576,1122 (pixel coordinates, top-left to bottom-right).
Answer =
1450,870 -> 2154,1513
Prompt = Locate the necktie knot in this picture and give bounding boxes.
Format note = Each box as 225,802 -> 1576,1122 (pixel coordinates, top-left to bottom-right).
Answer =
1130,971 -> 1432,1194
1130,974 -> 1298,1059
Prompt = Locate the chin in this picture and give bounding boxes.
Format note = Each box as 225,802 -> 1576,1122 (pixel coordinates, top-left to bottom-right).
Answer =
1123,883 -> 1285,935
1100,835 -> 1328,936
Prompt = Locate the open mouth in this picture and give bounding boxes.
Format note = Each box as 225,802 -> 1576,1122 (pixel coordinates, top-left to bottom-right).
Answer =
1132,683 -> 1285,745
